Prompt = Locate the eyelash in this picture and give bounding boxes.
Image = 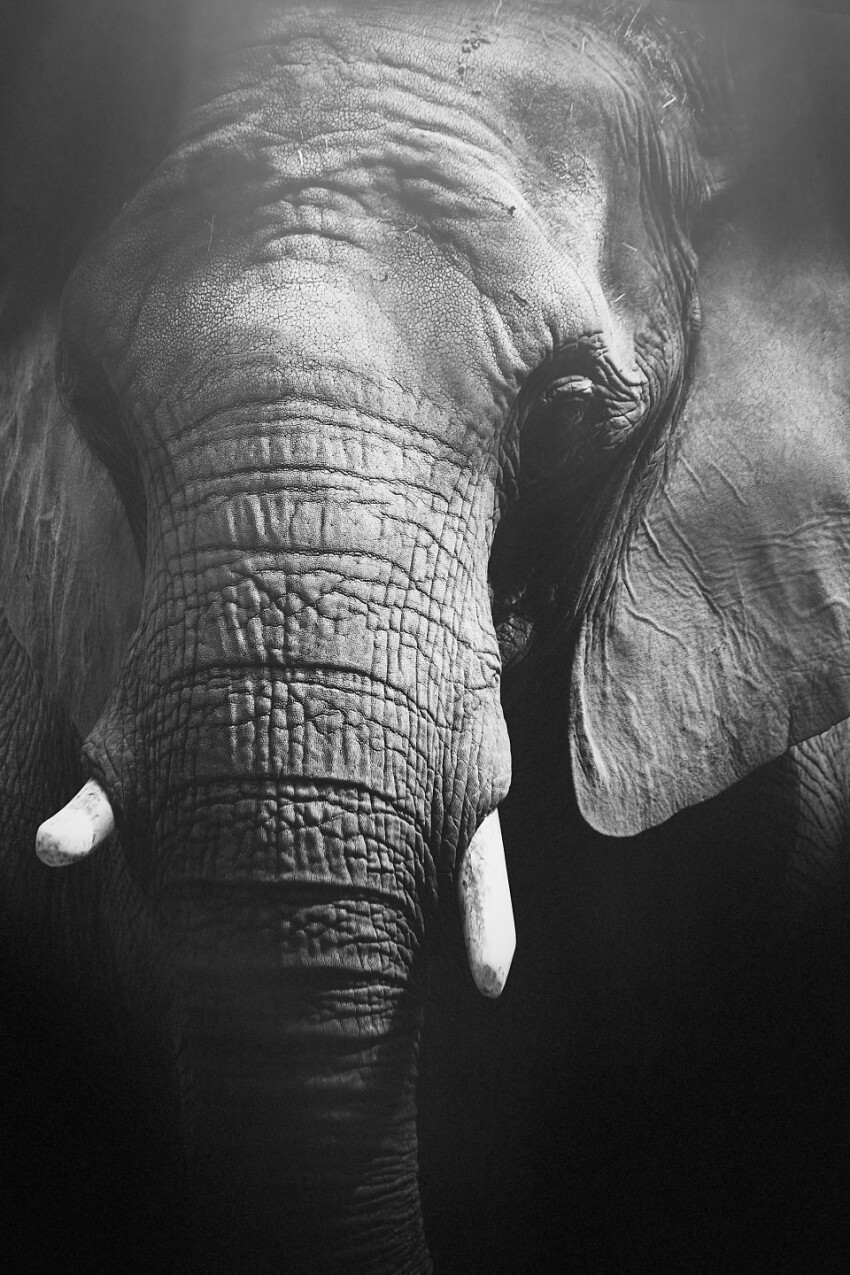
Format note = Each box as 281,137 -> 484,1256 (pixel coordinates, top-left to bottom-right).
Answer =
519,370 -> 603,477
539,374 -> 597,424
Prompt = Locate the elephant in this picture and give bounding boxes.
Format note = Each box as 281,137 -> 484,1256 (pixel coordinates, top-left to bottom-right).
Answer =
3,0 -> 850,1270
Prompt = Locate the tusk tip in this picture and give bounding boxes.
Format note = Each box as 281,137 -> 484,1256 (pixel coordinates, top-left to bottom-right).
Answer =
35,779 -> 116,867
468,937 -> 516,998
35,826 -> 82,867
458,809 -> 516,999
36,812 -> 98,866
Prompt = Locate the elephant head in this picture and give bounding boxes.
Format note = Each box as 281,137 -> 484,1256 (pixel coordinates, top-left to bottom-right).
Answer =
3,1 -> 850,1269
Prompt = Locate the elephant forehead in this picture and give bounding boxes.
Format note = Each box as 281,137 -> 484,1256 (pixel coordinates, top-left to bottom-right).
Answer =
63,5 -> 650,410
94,233 -> 600,423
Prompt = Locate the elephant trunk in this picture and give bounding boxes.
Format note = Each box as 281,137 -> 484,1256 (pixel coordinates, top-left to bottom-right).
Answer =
132,686 -> 438,1270
38,376 -> 512,1266
165,850 -> 429,1273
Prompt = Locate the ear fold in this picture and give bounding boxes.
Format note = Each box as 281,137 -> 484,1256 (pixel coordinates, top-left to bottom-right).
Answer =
571,11 -> 850,836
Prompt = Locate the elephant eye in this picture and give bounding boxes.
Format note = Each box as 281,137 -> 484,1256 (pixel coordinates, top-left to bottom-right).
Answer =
540,375 -> 596,425
522,374 -> 599,480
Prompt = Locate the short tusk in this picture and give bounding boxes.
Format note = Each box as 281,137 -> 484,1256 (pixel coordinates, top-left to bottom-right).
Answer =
35,779 -> 116,867
457,809 -> 516,998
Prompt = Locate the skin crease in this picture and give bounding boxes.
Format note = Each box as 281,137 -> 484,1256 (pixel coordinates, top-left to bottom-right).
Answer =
2,1 -> 850,1271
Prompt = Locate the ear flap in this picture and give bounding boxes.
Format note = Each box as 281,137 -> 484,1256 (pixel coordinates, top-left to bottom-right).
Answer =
0,315 -> 142,737
0,4 -> 183,735
571,12 -> 850,836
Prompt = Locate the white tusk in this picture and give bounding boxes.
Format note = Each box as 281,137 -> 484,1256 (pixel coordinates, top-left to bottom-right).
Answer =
35,779 -> 116,867
457,809 -> 516,998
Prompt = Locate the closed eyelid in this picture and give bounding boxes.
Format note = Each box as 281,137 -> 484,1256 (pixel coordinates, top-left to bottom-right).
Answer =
541,375 -> 596,403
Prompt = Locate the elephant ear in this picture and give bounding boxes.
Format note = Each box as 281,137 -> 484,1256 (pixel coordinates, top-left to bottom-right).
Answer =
0,3 -> 183,734
571,10 -> 850,836
0,316 -> 143,737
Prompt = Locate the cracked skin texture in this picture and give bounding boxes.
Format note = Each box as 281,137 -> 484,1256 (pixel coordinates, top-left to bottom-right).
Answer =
3,1 -> 850,1270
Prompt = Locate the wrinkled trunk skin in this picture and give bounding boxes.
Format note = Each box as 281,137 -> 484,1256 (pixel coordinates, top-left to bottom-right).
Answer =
155,769 -> 435,1271
128,586 -> 444,1268
175,877 -> 426,1272
78,383 -> 507,1268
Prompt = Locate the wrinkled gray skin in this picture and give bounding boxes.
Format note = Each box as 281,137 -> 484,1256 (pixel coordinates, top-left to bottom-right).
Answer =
3,1 -> 850,1270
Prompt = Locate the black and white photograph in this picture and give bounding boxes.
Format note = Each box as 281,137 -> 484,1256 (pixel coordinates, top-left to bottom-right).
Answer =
2,1 -> 850,1270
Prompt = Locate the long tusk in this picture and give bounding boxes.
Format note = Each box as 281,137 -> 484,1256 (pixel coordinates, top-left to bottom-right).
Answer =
35,779 -> 116,867
457,809 -> 516,998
